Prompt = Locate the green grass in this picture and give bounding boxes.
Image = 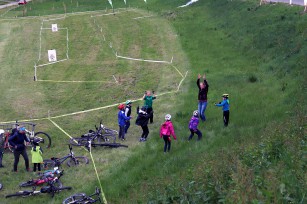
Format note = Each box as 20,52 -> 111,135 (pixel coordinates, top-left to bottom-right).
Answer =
0,0 -> 306,203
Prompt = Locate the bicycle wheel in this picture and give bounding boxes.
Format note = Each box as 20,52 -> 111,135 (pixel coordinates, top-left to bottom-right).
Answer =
19,180 -> 36,187
67,156 -> 89,167
69,137 -> 88,147
62,193 -> 87,204
6,191 -> 31,198
43,159 -> 56,169
34,132 -> 51,149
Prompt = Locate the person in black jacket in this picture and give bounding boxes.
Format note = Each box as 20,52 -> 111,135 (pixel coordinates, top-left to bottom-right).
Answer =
197,73 -> 209,121
124,100 -> 132,134
135,106 -> 153,142
8,126 -> 30,172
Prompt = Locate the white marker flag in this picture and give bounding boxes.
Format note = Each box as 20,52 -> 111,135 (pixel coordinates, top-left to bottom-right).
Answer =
51,24 -> 58,32
144,0 -> 147,3
48,49 -> 57,62
108,0 -> 113,8
124,0 -> 126,5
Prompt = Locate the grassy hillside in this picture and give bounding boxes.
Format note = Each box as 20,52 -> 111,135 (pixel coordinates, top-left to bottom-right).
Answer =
0,0 -> 306,203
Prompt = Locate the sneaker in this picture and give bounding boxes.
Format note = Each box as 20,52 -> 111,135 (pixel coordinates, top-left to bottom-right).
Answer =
0,165 -> 4,168
12,169 -> 17,172
26,168 -> 31,172
139,138 -> 143,142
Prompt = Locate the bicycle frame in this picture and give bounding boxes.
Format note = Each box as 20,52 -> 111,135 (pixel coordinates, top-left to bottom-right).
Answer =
49,146 -> 76,166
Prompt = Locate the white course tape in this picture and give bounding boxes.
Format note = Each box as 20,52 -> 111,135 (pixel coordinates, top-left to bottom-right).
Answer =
36,80 -> 113,83
36,59 -> 68,68
116,54 -> 172,64
133,15 -> 154,20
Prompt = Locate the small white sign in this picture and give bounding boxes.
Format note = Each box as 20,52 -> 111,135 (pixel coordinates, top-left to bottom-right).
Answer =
52,24 -> 58,32
48,49 -> 57,62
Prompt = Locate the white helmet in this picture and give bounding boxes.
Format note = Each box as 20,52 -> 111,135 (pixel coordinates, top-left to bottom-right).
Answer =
0,129 -> 4,134
193,110 -> 199,117
165,114 -> 171,121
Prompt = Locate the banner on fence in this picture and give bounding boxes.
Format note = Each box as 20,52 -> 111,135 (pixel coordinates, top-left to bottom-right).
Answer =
52,24 -> 58,32
48,50 -> 57,62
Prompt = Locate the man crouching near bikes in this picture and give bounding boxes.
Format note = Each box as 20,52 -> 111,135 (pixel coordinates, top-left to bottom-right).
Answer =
9,126 -> 30,172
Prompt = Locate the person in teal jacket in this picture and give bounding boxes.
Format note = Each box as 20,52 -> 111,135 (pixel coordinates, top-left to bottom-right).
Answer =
143,90 -> 156,123
215,94 -> 230,127
31,138 -> 43,172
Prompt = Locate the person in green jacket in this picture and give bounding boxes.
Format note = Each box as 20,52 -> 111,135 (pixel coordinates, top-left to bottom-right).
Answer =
31,138 -> 43,172
143,90 -> 157,123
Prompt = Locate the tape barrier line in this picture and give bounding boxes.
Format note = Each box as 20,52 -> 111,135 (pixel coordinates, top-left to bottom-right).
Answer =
88,142 -> 108,204
116,54 -> 172,64
48,118 -> 107,204
133,15 -> 154,20
36,58 -> 68,68
171,64 -> 184,78
36,79 -> 114,83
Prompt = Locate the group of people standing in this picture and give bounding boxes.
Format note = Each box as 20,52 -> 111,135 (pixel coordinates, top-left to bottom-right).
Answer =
117,73 -> 230,153
0,126 -> 44,172
189,73 -> 230,141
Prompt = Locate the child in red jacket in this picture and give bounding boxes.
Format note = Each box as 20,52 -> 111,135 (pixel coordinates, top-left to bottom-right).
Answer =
160,114 -> 177,153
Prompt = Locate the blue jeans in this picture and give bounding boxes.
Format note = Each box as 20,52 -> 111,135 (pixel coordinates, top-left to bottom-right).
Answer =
198,101 -> 207,121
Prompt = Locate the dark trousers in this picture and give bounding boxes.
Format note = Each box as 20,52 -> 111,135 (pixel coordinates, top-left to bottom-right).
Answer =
33,163 -> 41,172
124,120 -> 130,134
118,125 -> 125,139
147,107 -> 154,123
0,150 -> 3,167
13,149 -> 29,171
188,129 -> 202,141
141,125 -> 149,139
223,110 -> 230,127
163,135 -> 171,152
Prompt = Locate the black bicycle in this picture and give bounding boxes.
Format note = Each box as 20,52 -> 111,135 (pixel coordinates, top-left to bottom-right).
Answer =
62,187 -> 102,204
43,145 -> 89,168
69,121 -> 127,150
6,171 -> 71,198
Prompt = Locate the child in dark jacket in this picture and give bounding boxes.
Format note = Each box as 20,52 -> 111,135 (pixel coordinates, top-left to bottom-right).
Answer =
215,94 -> 230,127
136,106 -> 153,142
188,110 -> 202,141
160,114 -> 177,153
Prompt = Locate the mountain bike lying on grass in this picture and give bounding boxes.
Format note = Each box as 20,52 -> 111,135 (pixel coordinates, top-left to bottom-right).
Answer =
62,186 -> 102,204
43,145 -> 89,168
69,121 -> 128,150
0,121 -> 51,152
19,167 -> 63,188
6,171 -> 71,198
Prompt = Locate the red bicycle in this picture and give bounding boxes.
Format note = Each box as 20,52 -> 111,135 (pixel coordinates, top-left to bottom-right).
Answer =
19,168 -> 63,188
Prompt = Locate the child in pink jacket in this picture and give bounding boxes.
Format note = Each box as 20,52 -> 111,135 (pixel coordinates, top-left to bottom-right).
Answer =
160,114 -> 177,153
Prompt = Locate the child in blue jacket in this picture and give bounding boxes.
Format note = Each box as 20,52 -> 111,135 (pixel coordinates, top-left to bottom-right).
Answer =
188,110 -> 202,141
215,94 -> 230,127
118,104 -> 131,140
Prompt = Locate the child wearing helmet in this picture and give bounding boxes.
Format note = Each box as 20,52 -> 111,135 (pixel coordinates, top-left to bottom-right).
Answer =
188,110 -> 202,141
118,104 -> 132,141
160,114 -> 177,153
136,106 -> 153,142
215,94 -> 230,127
124,100 -> 132,134
31,138 -> 43,172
